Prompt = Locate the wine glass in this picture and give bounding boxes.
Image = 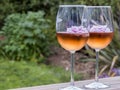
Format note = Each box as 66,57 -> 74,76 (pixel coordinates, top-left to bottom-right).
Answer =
56,5 -> 89,90
84,6 -> 114,89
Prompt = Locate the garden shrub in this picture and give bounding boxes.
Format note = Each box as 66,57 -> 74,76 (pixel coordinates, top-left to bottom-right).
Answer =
2,11 -> 51,62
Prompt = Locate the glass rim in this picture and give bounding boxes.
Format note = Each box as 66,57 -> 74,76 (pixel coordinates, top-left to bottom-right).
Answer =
59,5 -> 86,7
86,6 -> 111,8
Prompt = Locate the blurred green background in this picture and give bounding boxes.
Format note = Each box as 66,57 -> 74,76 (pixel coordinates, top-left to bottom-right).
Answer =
0,0 -> 119,89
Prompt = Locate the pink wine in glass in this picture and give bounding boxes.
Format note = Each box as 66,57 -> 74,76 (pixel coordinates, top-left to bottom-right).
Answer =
87,32 -> 113,49
85,6 -> 114,89
57,32 -> 89,51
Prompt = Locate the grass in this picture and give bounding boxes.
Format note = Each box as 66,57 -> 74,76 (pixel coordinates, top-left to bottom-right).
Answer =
0,59 -> 82,90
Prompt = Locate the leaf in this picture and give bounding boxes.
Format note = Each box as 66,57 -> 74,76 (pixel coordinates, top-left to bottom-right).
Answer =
34,29 -> 41,35
108,56 -> 118,75
99,65 -> 109,76
23,30 -> 33,37
79,58 -> 96,62
24,38 -> 36,45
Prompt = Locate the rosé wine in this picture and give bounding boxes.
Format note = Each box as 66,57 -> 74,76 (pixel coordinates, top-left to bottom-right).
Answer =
57,32 -> 89,51
87,25 -> 113,49
87,32 -> 113,49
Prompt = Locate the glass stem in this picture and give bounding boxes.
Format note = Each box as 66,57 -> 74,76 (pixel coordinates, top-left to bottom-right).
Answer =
70,52 -> 75,86
95,49 -> 100,82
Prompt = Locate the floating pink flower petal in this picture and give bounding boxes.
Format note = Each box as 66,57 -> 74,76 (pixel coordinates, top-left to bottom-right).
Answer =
67,26 -> 88,34
90,25 -> 112,32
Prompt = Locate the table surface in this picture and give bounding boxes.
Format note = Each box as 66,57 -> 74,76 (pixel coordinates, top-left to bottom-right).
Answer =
10,76 -> 120,90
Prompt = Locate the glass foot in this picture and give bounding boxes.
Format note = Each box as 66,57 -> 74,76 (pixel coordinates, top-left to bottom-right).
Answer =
60,86 -> 84,90
85,82 -> 109,89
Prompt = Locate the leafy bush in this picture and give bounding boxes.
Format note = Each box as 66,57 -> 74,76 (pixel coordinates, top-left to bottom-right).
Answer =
0,0 -> 119,28
2,11 -> 51,62
0,59 -> 82,90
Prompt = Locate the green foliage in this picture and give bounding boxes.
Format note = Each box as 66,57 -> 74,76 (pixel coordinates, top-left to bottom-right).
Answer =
0,0 -> 60,27
2,11 -> 51,62
0,59 -> 82,90
0,0 -> 119,26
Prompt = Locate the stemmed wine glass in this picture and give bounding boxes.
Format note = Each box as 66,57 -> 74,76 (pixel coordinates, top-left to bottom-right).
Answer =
84,6 -> 114,89
56,5 -> 89,90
